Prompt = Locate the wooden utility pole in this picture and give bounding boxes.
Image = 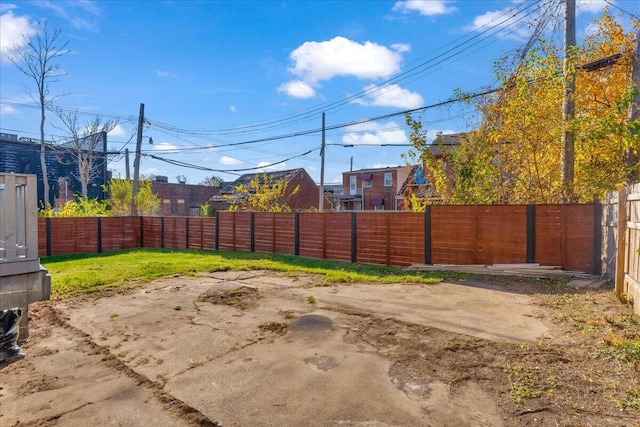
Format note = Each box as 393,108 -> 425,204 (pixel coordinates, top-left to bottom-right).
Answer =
626,28 -> 640,183
131,103 -> 145,216
125,148 -> 130,180
561,0 -> 576,202
319,112 -> 326,212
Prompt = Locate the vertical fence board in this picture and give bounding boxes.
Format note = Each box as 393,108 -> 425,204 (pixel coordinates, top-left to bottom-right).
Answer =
299,213 -> 325,259
325,213 -> 352,263
356,213 -> 389,265
274,213 -> 295,255
476,205 -> 527,264
431,206 -> 478,264
390,212 -> 425,266
254,212 -> 275,253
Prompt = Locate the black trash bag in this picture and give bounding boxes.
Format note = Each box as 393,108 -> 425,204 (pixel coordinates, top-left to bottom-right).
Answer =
0,308 -> 25,370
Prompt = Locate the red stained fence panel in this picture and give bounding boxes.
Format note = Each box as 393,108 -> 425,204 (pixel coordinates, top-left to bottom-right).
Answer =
38,204 -> 598,274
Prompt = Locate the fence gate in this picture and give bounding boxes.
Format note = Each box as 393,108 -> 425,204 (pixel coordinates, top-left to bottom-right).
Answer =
617,183 -> 640,314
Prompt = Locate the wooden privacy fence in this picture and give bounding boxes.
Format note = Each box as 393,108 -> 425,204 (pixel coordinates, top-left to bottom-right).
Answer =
613,184 -> 640,314
38,204 -> 600,274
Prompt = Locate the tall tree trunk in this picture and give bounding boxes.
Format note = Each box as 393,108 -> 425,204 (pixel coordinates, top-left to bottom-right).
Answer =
40,93 -> 50,207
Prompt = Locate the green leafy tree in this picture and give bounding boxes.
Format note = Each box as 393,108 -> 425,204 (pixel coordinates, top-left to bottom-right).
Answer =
106,179 -> 160,216
200,175 -> 224,186
227,173 -> 300,212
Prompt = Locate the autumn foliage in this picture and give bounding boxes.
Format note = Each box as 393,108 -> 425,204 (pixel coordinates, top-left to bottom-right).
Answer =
408,12 -> 639,205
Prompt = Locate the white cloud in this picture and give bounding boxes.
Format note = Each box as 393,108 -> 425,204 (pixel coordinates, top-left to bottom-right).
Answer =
577,0 -> 609,14
156,70 -> 177,78
370,163 -> 400,169
342,120 -> 409,146
107,124 -> 127,138
466,7 -> 532,40
289,37 -> 405,83
257,161 -> 286,172
280,36 -> 409,98
0,8 -> 37,62
278,80 -> 315,98
152,142 -> 179,152
0,104 -> 19,115
352,84 -> 423,109
37,0 -> 101,31
220,156 -> 242,166
229,105 -> 237,113
392,0 -> 456,16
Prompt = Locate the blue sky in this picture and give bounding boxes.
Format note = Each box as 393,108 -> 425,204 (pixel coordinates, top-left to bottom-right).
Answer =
1,0 -> 637,185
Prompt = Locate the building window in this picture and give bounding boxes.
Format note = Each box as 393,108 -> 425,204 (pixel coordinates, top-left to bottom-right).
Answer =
374,204 -> 385,211
363,179 -> 372,188
384,172 -> 392,187
350,176 -> 357,195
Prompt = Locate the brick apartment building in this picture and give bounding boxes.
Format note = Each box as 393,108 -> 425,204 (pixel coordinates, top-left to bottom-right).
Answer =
335,166 -> 412,211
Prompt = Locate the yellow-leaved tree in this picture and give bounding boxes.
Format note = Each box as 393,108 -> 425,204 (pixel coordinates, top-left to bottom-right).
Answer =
106,179 -> 161,216
407,12 -> 638,205
227,173 -> 300,212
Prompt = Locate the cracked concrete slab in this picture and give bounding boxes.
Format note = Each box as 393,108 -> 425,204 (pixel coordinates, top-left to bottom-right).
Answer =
1,271 -> 552,426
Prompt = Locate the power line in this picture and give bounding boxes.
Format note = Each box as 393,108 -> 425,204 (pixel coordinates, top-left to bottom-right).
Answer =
144,0 -> 545,137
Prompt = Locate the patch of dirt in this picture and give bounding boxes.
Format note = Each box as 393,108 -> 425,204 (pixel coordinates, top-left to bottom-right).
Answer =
257,321 -> 288,335
344,288 -> 640,426
195,286 -> 261,310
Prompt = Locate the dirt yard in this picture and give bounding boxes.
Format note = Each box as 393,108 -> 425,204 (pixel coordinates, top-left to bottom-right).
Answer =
1,271 -> 639,426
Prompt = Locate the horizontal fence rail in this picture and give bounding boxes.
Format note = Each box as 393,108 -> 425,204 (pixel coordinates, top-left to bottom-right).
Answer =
38,205 -> 601,274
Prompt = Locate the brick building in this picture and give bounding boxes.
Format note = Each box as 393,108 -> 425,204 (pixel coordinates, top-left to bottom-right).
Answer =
335,166 -> 412,211
150,178 -> 222,216
0,132 -> 108,207
210,168 -> 319,211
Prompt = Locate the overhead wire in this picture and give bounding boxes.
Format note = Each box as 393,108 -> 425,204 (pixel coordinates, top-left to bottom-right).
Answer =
144,0 -> 544,137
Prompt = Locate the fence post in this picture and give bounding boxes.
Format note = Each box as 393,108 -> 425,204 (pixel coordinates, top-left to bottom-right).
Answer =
160,217 -> 165,248
294,212 -> 299,256
97,217 -> 102,253
424,206 -> 432,265
46,217 -> 51,256
351,212 -> 357,263
185,217 -> 189,249
215,214 -> 219,250
250,212 -> 255,252
526,205 -> 536,263
593,200 -> 603,276
615,187 -> 628,297
139,216 -> 144,248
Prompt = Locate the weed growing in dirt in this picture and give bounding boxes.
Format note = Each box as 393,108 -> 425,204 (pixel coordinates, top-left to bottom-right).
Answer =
504,365 -> 543,404
307,295 -> 316,304
109,313 -> 119,319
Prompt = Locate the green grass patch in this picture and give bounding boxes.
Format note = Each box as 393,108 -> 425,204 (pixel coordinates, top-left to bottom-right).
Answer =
42,248 -> 445,299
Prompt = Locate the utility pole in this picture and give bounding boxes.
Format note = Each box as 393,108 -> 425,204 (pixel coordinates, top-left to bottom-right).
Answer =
626,28 -> 640,183
319,112 -> 326,212
125,148 -> 130,180
561,0 -> 576,202
131,103 -> 144,216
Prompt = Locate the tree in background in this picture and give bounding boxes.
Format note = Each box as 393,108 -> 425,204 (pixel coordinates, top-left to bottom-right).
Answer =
227,173 -> 299,212
52,109 -> 118,197
8,21 -> 69,207
107,179 -> 160,216
406,12 -> 638,205
200,175 -> 224,186
176,175 -> 187,184
39,196 -> 110,217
